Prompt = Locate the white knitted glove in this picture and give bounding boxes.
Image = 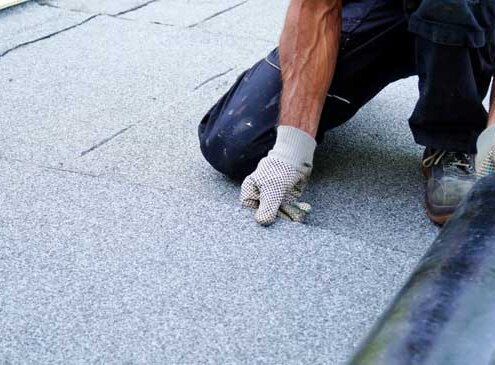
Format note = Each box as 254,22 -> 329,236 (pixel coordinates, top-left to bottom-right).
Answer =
240,126 -> 317,226
476,125 -> 495,178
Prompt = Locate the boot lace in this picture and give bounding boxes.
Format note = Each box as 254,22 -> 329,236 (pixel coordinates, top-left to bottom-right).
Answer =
422,150 -> 472,171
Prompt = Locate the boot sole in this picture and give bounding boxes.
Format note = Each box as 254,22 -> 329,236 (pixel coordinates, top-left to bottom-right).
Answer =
425,205 -> 451,226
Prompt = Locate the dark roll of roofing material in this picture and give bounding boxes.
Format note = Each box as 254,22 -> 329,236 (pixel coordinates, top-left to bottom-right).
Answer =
349,174 -> 495,365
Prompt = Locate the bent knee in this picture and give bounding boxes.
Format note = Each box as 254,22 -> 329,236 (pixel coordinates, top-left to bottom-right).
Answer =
199,129 -> 265,180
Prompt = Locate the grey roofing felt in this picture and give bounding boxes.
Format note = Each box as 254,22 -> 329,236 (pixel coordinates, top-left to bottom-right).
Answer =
1,1 -> 438,364
0,2 -> 89,55
0,158 -> 415,364
0,15 -> 272,165
37,0 -> 157,16
196,0 -> 289,42
124,0 -> 250,28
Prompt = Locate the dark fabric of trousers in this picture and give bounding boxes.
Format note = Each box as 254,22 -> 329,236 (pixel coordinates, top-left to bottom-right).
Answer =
408,0 -> 495,47
198,0 -> 495,180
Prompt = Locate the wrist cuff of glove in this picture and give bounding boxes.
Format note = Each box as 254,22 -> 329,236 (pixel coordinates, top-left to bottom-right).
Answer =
268,126 -> 317,175
476,125 -> 495,163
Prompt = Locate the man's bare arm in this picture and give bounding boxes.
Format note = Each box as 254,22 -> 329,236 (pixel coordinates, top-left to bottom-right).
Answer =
239,0 -> 342,225
279,0 -> 342,138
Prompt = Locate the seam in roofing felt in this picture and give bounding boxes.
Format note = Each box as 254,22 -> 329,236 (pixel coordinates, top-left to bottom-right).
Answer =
36,1 -> 96,15
150,20 -> 175,27
113,0 -> 159,17
188,0 -> 250,28
0,14 -> 99,59
36,0 -> 159,17
30,164 -> 99,177
35,1 -> 60,9
80,125 -> 135,157
194,68 -> 234,90
0,156 -> 100,177
0,155 -> 184,196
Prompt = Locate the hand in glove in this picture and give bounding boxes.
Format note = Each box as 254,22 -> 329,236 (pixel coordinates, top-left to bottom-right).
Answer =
476,125 -> 495,178
240,126 -> 317,226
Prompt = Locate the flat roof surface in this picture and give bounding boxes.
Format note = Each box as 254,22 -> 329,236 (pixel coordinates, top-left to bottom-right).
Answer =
0,1 -> 440,363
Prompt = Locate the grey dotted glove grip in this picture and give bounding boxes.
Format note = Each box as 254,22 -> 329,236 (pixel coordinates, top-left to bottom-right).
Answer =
240,126 -> 316,226
476,125 -> 495,178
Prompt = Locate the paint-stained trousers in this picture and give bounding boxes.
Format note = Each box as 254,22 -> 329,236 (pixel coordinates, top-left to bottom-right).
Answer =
198,0 -> 495,179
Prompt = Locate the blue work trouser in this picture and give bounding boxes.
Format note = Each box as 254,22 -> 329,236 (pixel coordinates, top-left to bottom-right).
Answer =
199,0 -> 495,179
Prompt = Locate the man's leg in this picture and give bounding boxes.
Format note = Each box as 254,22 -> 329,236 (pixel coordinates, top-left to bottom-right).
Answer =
199,0 -> 416,180
407,1 -> 495,224
410,39 -> 494,153
198,56 -> 281,179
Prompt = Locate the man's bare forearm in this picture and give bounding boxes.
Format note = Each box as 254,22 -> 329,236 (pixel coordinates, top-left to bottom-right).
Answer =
279,0 -> 342,137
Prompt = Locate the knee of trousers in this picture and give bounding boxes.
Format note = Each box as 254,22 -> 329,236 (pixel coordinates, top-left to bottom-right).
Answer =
199,114 -> 273,180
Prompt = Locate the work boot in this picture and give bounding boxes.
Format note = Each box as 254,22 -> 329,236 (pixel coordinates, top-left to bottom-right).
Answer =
422,148 -> 476,225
